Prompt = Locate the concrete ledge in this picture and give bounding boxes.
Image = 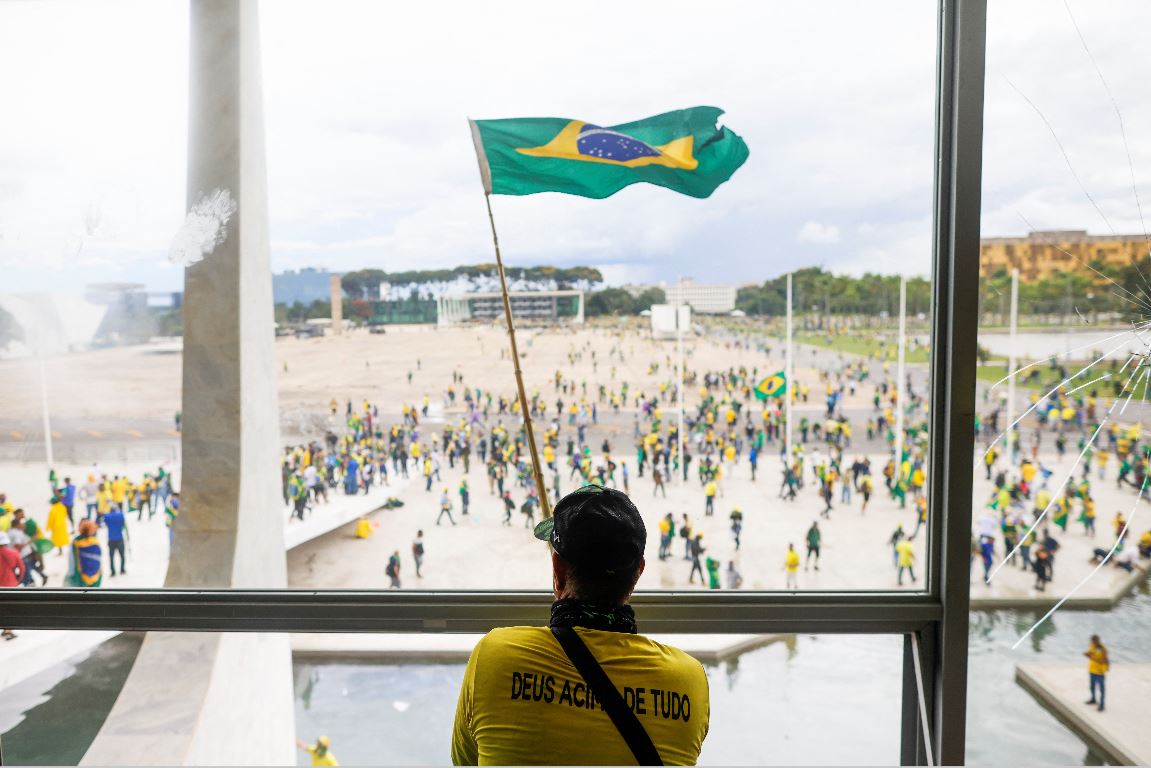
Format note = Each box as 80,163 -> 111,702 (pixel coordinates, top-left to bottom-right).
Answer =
283,478 -> 409,551
1016,662 -> 1151,766
971,566 -> 1148,612
0,630 -> 119,693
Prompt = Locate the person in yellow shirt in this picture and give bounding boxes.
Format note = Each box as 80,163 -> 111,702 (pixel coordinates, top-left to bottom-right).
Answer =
896,538 -> 916,586
784,543 -> 800,589
704,481 -> 717,516
96,483 -> 113,524
1084,635 -> 1109,711
296,736 -> 338,766
111,476 -> 128,512
47,497 -> 71,554
1094,448 -> 1111,481
452,486 -> 709,765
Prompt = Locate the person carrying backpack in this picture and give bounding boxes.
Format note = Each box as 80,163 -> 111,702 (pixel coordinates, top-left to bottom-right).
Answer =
386,550 -> 401,589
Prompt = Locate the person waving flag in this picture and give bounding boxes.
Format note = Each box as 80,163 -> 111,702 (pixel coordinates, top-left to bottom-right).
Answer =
468,106 -> 748,522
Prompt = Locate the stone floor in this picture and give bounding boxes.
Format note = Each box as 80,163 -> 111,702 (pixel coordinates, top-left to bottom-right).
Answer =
286,447 -> 1151,607
2,439 -> 1148,697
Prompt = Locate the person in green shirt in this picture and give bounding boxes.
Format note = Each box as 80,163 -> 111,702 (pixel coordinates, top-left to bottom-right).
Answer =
805,521 -> 822,571
705,556 -> 721,590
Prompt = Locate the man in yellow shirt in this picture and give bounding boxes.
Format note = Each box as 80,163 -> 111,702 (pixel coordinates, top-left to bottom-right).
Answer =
784,543 -> 800,589
896,538 -> 916,586
703,481 -> 717,516
452,486 -> 709,765
111,476 -> 128,512
296,736 -> 338,766
1084,635 -> 1109,712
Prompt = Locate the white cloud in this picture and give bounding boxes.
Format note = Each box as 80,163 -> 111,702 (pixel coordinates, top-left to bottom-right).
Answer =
1,0 -> 1149,293
797,221 -> 841,244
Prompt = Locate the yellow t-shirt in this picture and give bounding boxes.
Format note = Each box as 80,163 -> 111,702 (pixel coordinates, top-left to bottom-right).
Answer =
896,540 -> 915,567
452,626 -> 709,766
785,550 -> 800,572
305,746 -> 339,766
1087,646 -> 1109,676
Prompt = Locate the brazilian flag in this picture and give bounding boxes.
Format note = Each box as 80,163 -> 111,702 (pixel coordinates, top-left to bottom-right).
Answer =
754,372 -> 786,401
470,107 -> 748,199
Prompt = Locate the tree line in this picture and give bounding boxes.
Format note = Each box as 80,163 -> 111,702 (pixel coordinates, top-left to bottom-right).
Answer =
736,264 -> 1149,324
341,265 -> 604,300
0,305 -> 21,350
978,263 -> 1145,324
736,268 -> 931,319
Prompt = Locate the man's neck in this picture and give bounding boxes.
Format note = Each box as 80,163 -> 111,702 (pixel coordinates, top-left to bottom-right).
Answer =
550,598 -> 637,634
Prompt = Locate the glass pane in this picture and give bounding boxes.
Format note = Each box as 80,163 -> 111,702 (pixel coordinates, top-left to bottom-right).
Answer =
1,0 -> 937,592
971,0 -> 1151,763
0,0 -> 185,592
272,0 -> 939,593
0,631 -> 899,765
967,595 -> 1151,764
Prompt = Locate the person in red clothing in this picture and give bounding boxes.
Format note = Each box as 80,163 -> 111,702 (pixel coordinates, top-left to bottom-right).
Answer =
0,531 -> 26,640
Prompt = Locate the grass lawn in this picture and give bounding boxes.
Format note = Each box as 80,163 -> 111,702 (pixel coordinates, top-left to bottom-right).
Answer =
795,332 -> 931,364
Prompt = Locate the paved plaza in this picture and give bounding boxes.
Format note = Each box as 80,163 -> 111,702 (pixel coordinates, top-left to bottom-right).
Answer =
286,444 -> 1151,604
3,322 -> 1150,702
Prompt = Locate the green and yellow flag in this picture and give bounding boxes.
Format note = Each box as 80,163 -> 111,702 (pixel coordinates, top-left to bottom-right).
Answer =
470,107 -> 748,199
754,372 -> 786,401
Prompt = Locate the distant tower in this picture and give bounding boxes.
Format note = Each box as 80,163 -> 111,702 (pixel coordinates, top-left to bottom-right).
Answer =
330,273 -> 343,335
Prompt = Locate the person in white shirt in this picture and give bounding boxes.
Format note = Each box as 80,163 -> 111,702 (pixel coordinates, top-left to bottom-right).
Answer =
977,510 -> 998,539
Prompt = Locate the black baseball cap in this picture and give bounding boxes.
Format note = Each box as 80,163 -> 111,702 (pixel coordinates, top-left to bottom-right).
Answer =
533,485 -> 646,574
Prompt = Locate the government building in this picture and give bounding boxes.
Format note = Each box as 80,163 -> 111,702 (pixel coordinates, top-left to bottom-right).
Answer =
980,229 -> 1148,280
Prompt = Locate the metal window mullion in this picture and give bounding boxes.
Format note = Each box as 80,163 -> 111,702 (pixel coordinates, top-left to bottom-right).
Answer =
923,0 -> 987,764
901,634 -> 922,765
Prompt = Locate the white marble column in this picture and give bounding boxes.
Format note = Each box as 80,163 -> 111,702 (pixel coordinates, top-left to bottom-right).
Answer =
83,2 -> 295,763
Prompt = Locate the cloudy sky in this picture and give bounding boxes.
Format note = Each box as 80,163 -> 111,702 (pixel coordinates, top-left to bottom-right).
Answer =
1,0 -> 1149,294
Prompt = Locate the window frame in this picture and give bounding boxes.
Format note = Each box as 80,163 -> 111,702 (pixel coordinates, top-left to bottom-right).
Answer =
0,0 -> 986,763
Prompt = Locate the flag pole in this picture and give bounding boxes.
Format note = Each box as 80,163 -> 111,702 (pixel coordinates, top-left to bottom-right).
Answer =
676,278 -> 686,486
784,272 -> 793,460
894,275 -> 907,471
1006,267 -> 1018,462
483,192 -> 552,519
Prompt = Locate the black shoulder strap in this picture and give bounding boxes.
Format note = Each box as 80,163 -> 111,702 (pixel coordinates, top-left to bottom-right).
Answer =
551,625 -> 662,766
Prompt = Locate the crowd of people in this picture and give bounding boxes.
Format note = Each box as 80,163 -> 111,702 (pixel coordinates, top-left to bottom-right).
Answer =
0,465 -> 179,640
10,326 -> 1150,608
324,325 -> 1151,598
273,326 -> 950,593
974,398 -> 1151,591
